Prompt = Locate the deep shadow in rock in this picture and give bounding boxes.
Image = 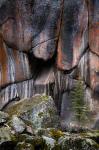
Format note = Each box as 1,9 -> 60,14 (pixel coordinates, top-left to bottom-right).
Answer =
0,141 -> 16,150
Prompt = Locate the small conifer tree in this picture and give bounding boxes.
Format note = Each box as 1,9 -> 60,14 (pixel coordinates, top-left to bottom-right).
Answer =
71,80 -> 90,126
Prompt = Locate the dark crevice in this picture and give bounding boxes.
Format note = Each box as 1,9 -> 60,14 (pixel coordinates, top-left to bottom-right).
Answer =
63,66 -> 78,74
4,37 -> 59,55
30,37 -> 58,52
84,81 -> 91,89
0,50 -> 57,95
0,77 -> 34,92
0,141 -> 17,150
90,137 -> 99,146
28,49 -> 57,79
1,97 -> 20,111
6,37 -> 58,55
90,49 -> 99,58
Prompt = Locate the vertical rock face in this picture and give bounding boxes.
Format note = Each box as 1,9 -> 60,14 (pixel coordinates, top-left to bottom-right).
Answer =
57,0 -> 88,70
0,0 -> 61,59
89,0 -> 99,56
0,0 -> 99,129
0,0 -> 61,109
0,33 -> 32,88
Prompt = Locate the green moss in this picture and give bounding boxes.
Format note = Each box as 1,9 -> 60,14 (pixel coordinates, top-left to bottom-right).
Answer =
38,112 -> 44,118
41,95 -> 49,101
0,127 -> 17,144
53,144 -> 61,150
32,137 -> 46,149
16,142 -> 34,150
6,95 -> 49,117
17,134 -> 45,149
33,137 -> 44,145
49,129 -> 65,140
48,108 -> 55,116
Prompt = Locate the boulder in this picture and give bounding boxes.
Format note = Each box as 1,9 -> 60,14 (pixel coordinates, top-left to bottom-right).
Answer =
0,127 -> 16,145
58,134 -> 99,150
5,94 -> 60,129
15,142 -> 34,150
8,115 -> 26,133
42,136 -> 56,149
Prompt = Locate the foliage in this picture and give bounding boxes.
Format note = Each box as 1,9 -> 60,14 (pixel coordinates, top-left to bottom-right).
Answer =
71,80 -> 90,126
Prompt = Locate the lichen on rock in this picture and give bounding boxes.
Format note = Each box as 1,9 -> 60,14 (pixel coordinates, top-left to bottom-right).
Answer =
5,94 -> 60,129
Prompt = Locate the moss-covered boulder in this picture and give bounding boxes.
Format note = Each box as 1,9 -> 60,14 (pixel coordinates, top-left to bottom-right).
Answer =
58,134 -> 99,150
16,134 -> 46,150
0,127 -> 16,146
0,127 -> 11,144
5,94 -> 60,129
0,94 -> 98,150
15,142 -> 34,150
0,126 -> 99,149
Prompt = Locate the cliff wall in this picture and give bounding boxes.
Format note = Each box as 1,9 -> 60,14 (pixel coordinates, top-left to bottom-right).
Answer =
0,0 -> 99,128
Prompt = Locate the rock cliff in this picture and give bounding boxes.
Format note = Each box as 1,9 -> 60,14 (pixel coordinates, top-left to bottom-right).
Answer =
0,0 -> 99,129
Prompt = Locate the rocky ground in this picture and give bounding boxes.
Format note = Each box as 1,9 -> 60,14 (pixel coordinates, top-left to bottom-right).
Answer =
0,95 -> 99,150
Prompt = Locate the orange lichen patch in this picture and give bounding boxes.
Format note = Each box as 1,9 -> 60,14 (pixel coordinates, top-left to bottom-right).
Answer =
89,23 -> 99,56
0,33 -> 8,87
57,37 -> 65,70
56,1 -> 67,70
73,33 -> 82,66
